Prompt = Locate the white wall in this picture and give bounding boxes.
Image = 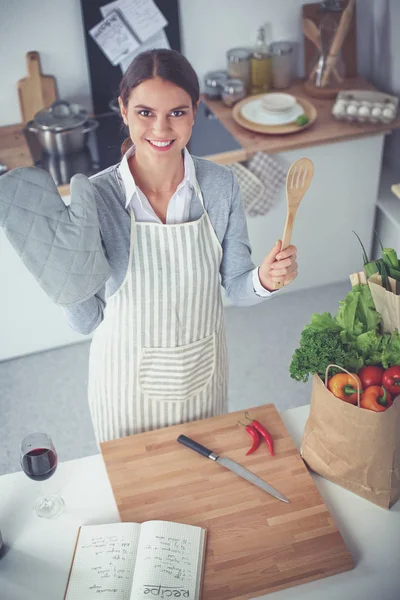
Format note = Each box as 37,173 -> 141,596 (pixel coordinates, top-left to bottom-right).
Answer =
2,0 -> 400,126
179,0 -> 306,85
0,0 -> 93,127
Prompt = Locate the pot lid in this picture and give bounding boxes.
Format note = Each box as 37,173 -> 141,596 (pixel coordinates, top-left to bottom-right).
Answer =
34,100 -> 89,131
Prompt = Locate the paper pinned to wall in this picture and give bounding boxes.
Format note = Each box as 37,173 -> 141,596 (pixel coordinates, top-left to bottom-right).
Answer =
100,0 -> 168,43
89,9 -> 140,66
119,29 -> 170,73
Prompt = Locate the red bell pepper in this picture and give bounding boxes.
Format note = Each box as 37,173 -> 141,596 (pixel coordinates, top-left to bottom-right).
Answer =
382,365 -> 400,395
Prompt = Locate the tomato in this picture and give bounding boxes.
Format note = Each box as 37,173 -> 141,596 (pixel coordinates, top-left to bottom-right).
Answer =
358,365 -> 384,388
382,365 -> 400,395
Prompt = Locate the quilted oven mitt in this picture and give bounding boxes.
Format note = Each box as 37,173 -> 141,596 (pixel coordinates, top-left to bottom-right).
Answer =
0,167 -> 111,306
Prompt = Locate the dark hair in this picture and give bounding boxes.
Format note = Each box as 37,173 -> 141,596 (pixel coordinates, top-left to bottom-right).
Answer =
119,49 -> 200,155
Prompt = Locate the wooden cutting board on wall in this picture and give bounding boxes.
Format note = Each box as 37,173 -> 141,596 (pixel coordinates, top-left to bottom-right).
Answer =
101,404 -> 354,599
302,0 -> 358,78
17,51 -> 58,123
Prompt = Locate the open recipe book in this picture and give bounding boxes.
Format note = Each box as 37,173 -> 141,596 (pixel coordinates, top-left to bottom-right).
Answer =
64,520 -> 207,600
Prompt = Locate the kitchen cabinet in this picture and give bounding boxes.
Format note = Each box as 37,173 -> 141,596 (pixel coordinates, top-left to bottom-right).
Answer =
0,77 -> 397,359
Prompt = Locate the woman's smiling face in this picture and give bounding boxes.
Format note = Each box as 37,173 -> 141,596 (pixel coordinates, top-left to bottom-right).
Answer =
119,76 -> 197,159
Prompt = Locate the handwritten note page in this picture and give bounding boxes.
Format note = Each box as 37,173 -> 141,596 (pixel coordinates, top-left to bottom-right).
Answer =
90,10 -> 140,66
65,523 -> 141,600
129,521 -> 205,600
100,0 -> 168,43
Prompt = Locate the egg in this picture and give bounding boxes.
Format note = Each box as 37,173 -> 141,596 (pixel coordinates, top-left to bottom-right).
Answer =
371,106 -> 382,119
358,105 -> 370,118
333,103 -> 345,117
382,107 -> 395,121
346,104 -> 358,116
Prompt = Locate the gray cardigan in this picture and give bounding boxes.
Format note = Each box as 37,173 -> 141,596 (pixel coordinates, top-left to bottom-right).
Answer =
64,155 -> 270,334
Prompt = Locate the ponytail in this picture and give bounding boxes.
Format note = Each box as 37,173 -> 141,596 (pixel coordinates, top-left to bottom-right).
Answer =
121,137 -> 133,157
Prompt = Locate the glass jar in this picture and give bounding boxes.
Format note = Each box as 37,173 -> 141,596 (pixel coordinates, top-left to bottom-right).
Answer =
226,48 -> 251,90
269,41 -> 295,89
250,27 -> 272,95
222,79 -> 246,107
203,70 -> 228,100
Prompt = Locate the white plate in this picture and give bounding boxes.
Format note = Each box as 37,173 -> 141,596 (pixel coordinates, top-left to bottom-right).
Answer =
240,99 -> 304,126
261,93 -> 296,112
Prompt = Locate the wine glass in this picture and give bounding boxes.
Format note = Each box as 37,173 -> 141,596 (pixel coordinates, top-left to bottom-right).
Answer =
20,432 -> 64,519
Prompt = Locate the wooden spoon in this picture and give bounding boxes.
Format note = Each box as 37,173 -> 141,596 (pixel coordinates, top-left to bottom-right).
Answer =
273,158 -> 314,290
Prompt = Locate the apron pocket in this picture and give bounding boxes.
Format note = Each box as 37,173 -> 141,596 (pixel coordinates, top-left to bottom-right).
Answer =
139,333 -> 216,401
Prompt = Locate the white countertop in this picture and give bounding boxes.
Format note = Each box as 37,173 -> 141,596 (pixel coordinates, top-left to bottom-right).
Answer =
0,404 -> 399,600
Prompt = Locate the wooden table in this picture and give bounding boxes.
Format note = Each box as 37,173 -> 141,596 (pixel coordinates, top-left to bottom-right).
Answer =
0,405 -> 399,600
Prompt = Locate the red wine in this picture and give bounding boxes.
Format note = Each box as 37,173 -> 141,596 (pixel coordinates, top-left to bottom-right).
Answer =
22,448 -> 58,481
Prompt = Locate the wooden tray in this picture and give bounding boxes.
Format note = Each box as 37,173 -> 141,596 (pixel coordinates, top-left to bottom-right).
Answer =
101,404 -> 354,600
232,95 -> 317,135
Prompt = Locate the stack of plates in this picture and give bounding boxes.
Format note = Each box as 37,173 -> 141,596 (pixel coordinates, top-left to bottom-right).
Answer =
240,93 -> 304,126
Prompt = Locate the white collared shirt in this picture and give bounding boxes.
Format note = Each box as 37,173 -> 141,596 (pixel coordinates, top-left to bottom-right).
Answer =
118,146 -> 272,296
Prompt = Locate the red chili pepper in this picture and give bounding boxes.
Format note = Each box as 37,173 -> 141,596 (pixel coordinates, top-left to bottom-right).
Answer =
244,412 -> 275,456
238,421 -> 261,455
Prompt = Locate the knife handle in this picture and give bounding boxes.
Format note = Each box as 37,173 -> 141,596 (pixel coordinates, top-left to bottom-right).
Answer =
177,435 -> 217,459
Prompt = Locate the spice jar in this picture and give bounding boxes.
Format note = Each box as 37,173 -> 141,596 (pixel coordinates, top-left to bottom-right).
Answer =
222,79 -> 246,107
203,70 -> 228,100
269,41 -> 295,89
226,48 -> 251,89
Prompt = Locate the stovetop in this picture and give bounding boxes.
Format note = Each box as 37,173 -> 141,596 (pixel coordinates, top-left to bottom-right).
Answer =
24,101 -> 242,188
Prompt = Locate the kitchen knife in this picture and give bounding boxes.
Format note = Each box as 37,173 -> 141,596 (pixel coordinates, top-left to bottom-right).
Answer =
177,434 -> 289,503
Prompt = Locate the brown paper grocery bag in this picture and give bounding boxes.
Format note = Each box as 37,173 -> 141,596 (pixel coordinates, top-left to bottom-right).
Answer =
368,273 -> 400,333
301,373 -> 400,509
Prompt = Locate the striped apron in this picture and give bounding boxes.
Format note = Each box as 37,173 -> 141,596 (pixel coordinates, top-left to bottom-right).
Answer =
87,178 -> 228,442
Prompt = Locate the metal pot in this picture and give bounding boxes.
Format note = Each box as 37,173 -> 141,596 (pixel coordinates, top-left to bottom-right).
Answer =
41,147 -> 97,185
27,118 -> 98,156
28,100 -> 99,156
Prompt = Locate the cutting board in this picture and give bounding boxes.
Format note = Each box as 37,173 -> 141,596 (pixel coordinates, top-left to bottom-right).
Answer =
101,404 -> 354,599
17,51 -> 57,124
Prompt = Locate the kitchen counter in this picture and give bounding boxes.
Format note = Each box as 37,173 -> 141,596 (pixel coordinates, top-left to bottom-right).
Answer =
0,76 -> 398,192
0,404 -> 399,600
202,76 -> 400,164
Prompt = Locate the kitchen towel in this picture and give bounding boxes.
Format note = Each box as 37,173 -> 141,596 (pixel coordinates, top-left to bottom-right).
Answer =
0,167 -> 111,306
230,152 -> 288,217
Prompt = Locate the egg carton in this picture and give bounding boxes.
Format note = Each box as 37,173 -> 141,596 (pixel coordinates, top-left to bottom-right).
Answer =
332,90 -> 399,124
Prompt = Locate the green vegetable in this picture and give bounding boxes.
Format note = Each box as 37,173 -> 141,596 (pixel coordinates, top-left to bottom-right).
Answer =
352,230 -> 379,279
289,285 -> 386,382
336,284 -> 381,338
296,114 -> 309,126
382,248 -> 399,270
289,328 -> 363,382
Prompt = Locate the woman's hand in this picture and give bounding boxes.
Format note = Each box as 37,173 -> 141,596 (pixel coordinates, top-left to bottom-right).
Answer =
258,240 -> 298,291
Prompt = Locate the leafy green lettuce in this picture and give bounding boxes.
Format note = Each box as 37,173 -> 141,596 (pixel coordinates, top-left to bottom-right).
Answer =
290,284 -> 399,382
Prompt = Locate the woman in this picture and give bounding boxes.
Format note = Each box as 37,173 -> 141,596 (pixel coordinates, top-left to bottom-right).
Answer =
64,49 -> 298,443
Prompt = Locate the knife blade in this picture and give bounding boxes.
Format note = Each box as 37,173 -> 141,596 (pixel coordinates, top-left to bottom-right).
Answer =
177,434 -> 289,503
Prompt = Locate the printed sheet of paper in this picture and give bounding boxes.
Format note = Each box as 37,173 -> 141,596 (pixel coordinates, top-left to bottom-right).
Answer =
65,523 -> 141,600
129,521 -> 204,600
100,0 -> 168,43
119,29 -> 170,73
90,9 -> 140,66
